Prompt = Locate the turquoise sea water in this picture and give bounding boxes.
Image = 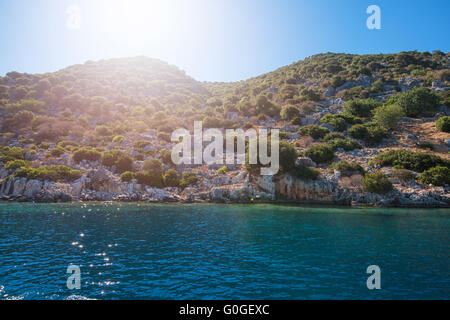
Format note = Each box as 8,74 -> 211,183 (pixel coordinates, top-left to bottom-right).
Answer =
0,202 -> 448,300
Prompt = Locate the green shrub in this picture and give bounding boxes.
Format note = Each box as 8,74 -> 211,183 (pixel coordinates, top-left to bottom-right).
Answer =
391,168 -> 415,183
135,171 -> 164,188
38,142 -> 51,150
14,165 -> 82,182
436,116 -> 450,132
120,171 -> 136,182
95,125 -> 113,136
348,122 -> 387,145
163,169 -> 180,187
112,135 -> 125,143
157,132 -> 171,142
385,88 -> 440,117
374,150 -> 450,173
291,116 -> 303,125
343,99 -> 381,118
115,154 -> 134,174
101,150 -> 124,166
47,146 -> 65,157
371,79 -> 384,93
323,132 -> 345,141
363,173 -> 393,194
279,141 -> 298,172
159,149 -> 172,164
143,158 -> 163,174
320,113 -> 362,132
326,137 -> 362,152
217,166 -> 229,175
58,140 -> 79,148
280,105 -> 300,120
302,144 -> 334,164
417,166 -> 450,186
101,150 -> 133,173
329,161 -> 365,176
298,125 -> 330,139
73,147 -> 102,163
373,104 -> 405,130
290,165 -> 320,180
5,159 -> 30,171
246,140 -> 298,173
179,171 -> 199,189
0,146 -> 25,162
134,140 -> 151,149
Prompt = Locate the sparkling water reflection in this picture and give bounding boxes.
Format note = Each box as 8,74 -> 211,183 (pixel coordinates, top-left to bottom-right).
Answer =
0,203 -> 449,300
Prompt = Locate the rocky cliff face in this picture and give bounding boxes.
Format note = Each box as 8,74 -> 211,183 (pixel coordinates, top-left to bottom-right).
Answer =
0,168 -> 449,207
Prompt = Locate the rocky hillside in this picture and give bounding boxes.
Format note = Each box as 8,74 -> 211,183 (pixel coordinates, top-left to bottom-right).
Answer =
1,52 -> 450,206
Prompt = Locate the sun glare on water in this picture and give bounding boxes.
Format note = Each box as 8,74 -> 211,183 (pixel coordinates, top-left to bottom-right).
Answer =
99,0 -> 174,45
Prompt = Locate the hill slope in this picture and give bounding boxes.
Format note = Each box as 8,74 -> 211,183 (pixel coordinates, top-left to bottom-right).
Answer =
0,51 -> 449,206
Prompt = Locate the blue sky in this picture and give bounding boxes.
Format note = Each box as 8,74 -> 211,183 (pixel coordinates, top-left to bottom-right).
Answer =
0,0 -> 449,82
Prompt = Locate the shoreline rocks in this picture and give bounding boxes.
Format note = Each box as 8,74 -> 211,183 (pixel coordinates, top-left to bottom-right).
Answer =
0,172 -> 448,207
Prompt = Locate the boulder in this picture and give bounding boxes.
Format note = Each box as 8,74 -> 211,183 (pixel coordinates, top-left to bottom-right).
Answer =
23,180 -> 43,198
324,87 -> 335,97
295,157 -> 317,168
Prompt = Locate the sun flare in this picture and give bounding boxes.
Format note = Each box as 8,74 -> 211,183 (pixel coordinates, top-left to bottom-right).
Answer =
100,0 -> 174,44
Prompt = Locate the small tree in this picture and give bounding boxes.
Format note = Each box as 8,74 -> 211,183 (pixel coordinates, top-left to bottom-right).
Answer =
163,169 -> 180,187
436,116 -> 450,133
363,173 -> 393,194
280,105 -> 300,120
373,104 -> 405,130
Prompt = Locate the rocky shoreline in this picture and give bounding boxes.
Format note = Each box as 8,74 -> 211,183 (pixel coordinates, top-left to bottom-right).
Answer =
1,167 -> 448,208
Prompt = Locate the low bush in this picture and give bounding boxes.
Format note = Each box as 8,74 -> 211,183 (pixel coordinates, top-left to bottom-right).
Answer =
363,173 -> 393,194
385,87 -> 440,117
4,159 -> 30,171
112,135 -> 125,143
179,171 -> 199,189
373,104 -> 405,130
47,146 -> 65,157
323,132 -> 345,141
134,140 -> 151,149
417,166 -> 450,186
0,146 -> 25,162
391,168 -> 415,183
302,144 -> 334,164
343,99 -> 382,118
290,165 -> 320,180
159,149 -> 172,165
374,150 -> 450,172
14,165 -> 82,182
291,116 -> 303,125
135,171 -> 164,188
142,158 -> 163,174
163,169 -> 180,187
217,166 -> 229,175
348,122 -> 387,145
298,125 -> 330,139
95,125 -> 113,137
120,171 -> 136,182
320,113 -> 362,132
436,116 -> 450,132
73,147 -> 102,163
329,161 -> 365,176
326,137 -> 362,152
280,105 -> 300,120
58,140 -> 79,148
